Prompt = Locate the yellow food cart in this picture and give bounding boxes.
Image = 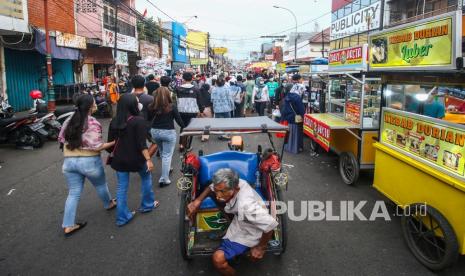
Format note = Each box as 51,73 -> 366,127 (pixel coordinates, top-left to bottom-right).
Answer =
369,11 -> 465,270
304,44 -> 382,185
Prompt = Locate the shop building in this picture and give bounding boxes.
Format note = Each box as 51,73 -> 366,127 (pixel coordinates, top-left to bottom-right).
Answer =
76,0 -> 138,83
1,0 -> 85,111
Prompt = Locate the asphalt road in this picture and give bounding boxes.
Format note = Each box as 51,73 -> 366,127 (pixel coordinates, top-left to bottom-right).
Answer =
0,118 -> 464,275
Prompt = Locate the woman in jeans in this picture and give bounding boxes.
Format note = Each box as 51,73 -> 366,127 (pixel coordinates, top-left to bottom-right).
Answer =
108,93 -> 158,226
59,94 -> 116,236
148,87 -> 185,187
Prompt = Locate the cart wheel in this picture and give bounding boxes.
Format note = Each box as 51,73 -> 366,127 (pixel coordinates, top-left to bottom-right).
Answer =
339,152 -> 359,185
274,188 -> 287,255
179,191 -> 192,260
401,203 -> 459,271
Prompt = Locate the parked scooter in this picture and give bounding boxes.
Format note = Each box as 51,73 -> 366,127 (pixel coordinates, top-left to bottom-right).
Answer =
0,112 -> 48,148
87,86 -> 113,118
29,90 -> 74,140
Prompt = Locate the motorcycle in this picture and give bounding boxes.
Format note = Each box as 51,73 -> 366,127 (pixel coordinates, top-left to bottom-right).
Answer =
88,87 -> 113,118
29,90 -> 74,140
0,112 -> 48,148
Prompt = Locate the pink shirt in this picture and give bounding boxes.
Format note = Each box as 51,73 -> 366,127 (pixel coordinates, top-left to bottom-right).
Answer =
58,115 -> 104,151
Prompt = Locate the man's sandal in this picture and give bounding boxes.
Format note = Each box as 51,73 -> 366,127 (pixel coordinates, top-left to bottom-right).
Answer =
64,221 -> 87,237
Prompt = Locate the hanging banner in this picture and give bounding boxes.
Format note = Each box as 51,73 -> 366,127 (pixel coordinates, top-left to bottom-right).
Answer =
329,44 -> 368,71
102,29 -> 138,52
304,114 -> 331,152
139,40 -> 160,59
381,108 -> 465,179
331,1 -> 382,40
369,12 -> 460,70
56,31 -> 87,49
190,58 -> 208,65
213,47 -> 228,55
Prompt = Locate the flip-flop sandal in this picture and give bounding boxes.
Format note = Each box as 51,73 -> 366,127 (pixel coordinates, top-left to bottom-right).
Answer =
153,201 -> 160,209
106,199 -> 117,211
64,221 -> 87,237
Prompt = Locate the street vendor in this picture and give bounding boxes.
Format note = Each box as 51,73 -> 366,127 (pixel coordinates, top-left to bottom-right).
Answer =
187,168 -> 278,276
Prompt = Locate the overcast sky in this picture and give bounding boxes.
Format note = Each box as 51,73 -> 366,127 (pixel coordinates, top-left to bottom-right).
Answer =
135,0 -> 331,60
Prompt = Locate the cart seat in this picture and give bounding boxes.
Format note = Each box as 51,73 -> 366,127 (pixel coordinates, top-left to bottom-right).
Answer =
198,151 -> 261,210
198,151 -> 258,189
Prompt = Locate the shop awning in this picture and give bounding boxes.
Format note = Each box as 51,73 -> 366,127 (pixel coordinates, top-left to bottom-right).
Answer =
82,47 -> 114,64
34,30 -> 80,60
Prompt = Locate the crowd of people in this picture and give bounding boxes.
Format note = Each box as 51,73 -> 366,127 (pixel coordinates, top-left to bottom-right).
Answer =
58,69 -> 310,235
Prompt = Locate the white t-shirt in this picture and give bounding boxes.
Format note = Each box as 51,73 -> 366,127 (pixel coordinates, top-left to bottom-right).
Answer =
210,179 -> 278,247
252,86 -> 270,104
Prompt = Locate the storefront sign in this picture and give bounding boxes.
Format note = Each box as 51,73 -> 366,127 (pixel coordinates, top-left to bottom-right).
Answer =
172,22 -> 187,63
102,29 -> 138,52
369,12 -> 459,70
345,102 -> 361,124
381,108 -> 465,179
114,50 -> 128,66
213,47 -> 228,55
276,63 -> 286,73
331,1 -> 381,40
190,58 -> 208,65
329,44 -> 368,71
139,40 -> 160,59
304,114 -> 331,152
56,31 -> 87,49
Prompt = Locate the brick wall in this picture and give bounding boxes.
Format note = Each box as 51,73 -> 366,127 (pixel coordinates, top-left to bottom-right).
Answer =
28,0 -> 76,34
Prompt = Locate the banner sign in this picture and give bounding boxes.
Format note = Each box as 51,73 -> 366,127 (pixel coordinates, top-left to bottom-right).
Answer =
139,40 -> 159,59
369,13 -> 458,70
331,1 -> 381,40
329,44 -> 368,71
304,114 -> 331,152
213,47 -> 228,55
345,102 -> 361,124
56,31 -> 87,49
381,108 -> 465,179
103,29 -> 138,52
114,50 -> 128,66
190,58 -> 208,65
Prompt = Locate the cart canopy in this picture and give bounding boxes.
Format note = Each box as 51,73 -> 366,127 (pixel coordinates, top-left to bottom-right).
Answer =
181,116 -> 288,135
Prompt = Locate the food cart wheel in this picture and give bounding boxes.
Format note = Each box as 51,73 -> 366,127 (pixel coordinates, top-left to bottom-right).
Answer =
179,191 -> 192,260
401,203 -> 459,271
338,152 -> 359,185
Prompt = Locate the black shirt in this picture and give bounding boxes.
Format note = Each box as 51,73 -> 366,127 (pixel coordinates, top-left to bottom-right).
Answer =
146,81 -> 160,96
150,105 -> 185,130
135,93 -> 154,122
108,116 -> 148,172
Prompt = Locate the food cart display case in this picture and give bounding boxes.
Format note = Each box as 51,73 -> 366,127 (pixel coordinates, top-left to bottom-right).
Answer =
304,44 -> 382,185
369,11 -> 465,271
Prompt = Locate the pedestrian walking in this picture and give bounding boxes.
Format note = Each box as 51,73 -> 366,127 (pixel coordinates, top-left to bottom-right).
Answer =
132,75 -> 154,122
236,75 -> 246,117
252,77 -> 270,116
108,93 -> 158,227
266,76 -> 279,112
148,87 -> 185,187
282,74 -> 306,154
58,94 -> 116,236
108,77 -> 120,105
175,72 -> 202,152
230,79 -> 245,118
211,77 -> 234,118
145,74 -> 160,96
244,75 -> 255,113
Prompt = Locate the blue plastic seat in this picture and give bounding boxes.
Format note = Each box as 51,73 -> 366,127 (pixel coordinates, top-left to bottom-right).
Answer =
198,151 -> 259,210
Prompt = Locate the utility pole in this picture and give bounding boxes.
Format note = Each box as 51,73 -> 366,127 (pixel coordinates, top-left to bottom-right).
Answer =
206,32 -> 210,73
158,18 -> 163,59
44,0 -> 55,112
113,0 -> 119,79
321,29 -> 325,58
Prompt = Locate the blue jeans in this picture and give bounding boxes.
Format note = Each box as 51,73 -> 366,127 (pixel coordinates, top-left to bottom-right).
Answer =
215,112 -> 231,118
115,165 -> 155,226
151,128 -> 176,184
62,156 -> 112,228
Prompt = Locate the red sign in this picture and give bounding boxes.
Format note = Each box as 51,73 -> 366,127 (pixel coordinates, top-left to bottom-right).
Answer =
329,46 -> 363,65
345,102 -> 361,124
303,114 -> 331,152
332,0 -> 353,12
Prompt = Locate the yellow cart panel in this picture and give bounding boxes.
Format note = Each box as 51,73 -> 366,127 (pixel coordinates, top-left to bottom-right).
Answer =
373,142 -> 465,254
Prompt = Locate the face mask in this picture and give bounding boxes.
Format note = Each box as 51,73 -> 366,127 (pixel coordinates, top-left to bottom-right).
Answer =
260,81 -> 264,85
270,78 -> 274,81
138,103 -> 143,112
